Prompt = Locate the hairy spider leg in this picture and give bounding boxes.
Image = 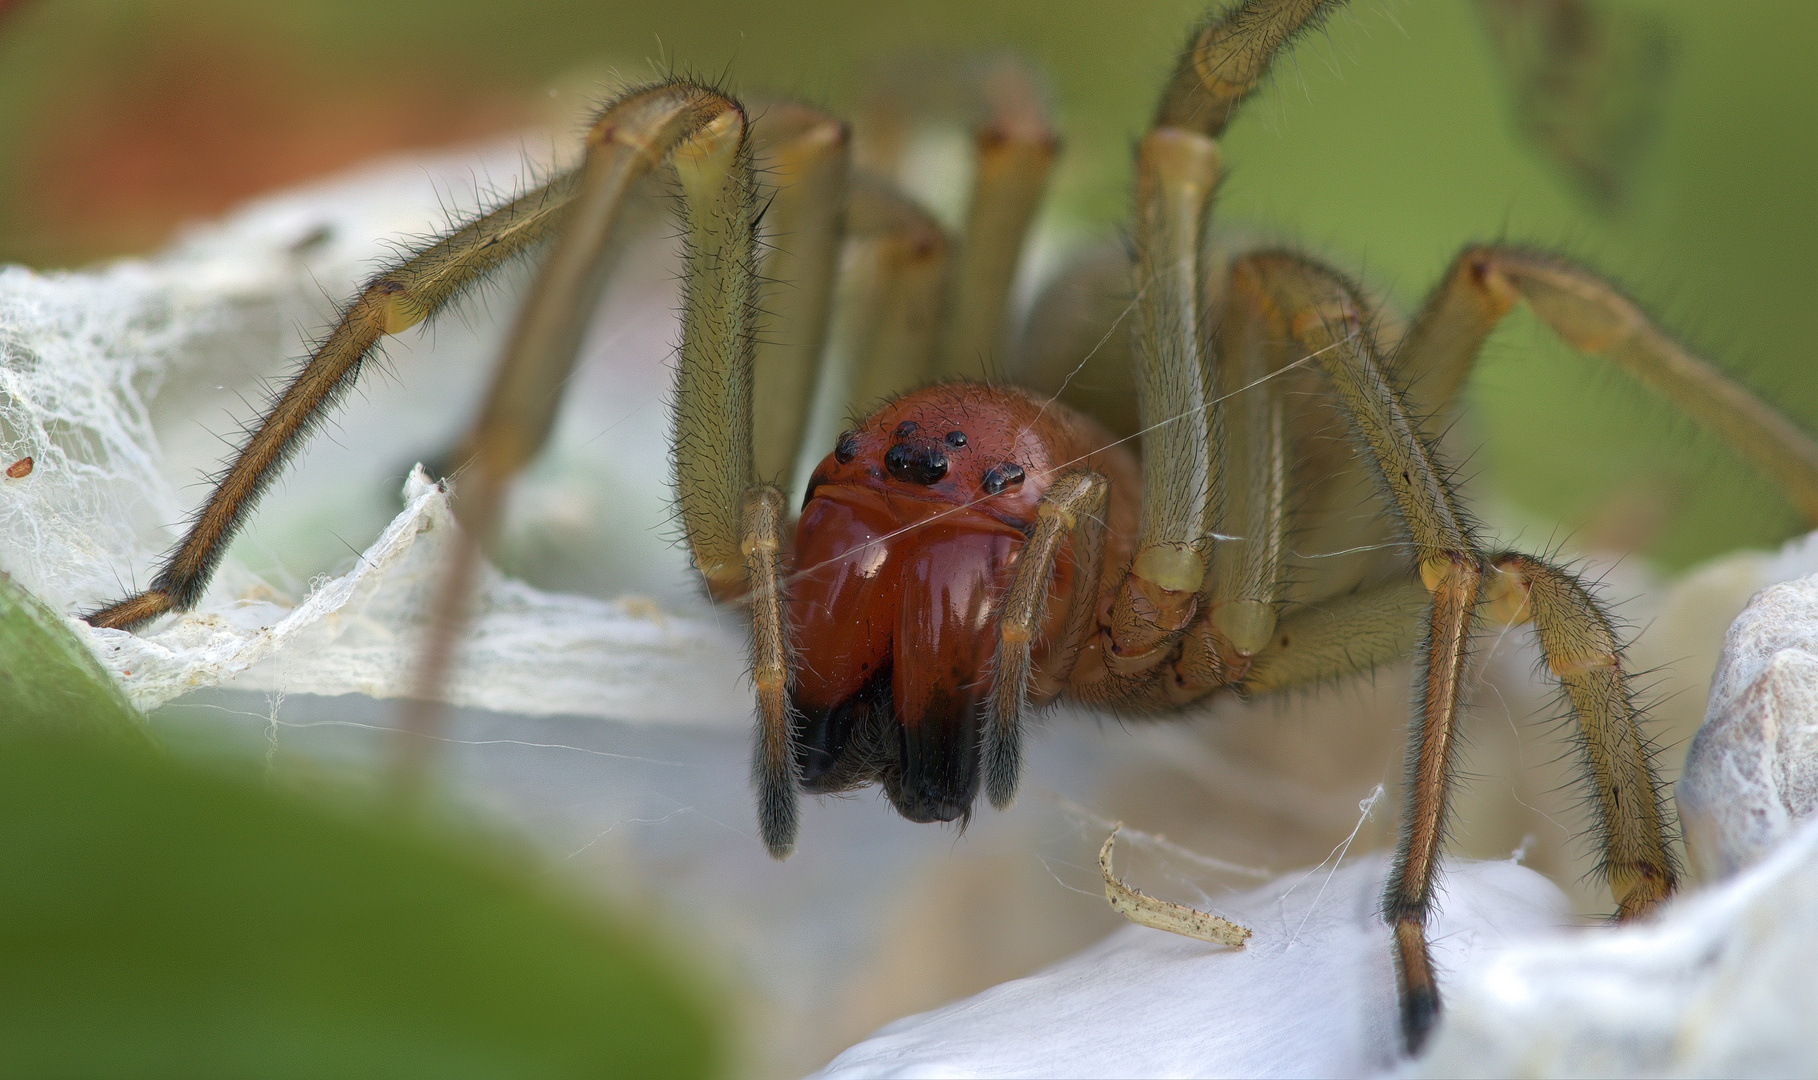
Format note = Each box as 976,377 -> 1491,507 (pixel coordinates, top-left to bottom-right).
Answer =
84,165 -> 585,631
1227,249 -> 1489,1053
1102,126 -> 1224,688
980,470 -> 1110,809
743,484 -> 798,855
1482,552 -> 1675,919
935,58 -> 1060,382
750,104 -> 850,487
1241,579 -> 1431,691
820,176 -> 952,420
399,84 -> 760,746
1189,264 -> 1290,689
1396,246 -> 1818,518
1093,0 -> 1344,704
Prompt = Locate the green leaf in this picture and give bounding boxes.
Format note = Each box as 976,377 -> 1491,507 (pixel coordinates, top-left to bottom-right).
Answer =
0,733 -> 720,1079
0,572 -> 144,743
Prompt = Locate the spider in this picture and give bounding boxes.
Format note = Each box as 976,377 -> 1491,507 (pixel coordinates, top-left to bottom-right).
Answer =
83,0 -> 1818,1055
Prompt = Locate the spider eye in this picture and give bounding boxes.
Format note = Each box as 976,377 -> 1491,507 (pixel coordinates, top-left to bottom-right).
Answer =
885,442 -> 947,485
834,430 -> 859,463
944,430 -> 967,448
894,421 -> 919,439
980,462 -> 1024,496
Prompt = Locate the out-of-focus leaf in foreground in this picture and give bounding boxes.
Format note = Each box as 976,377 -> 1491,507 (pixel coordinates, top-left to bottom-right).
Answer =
0,575 -> 719,1080
0,570 -> 145,744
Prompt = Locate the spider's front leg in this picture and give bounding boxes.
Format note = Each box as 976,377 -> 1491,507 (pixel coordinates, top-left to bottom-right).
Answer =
81,79 -> 829,856
414,85 -> 824,852
1078,0 -> 1337,708
408,89 -> 765,730
637,95 -> 834,859
84,156 -> 586,631
404,86 -> 837,850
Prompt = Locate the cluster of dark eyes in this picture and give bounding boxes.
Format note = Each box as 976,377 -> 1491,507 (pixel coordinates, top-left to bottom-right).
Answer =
832,422 -> 1025,496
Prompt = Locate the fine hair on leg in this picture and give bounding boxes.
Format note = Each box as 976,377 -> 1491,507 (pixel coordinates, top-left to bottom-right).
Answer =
84,166 -> 585,631
1484,551 -> 1678,917
980,470 -> 1109,809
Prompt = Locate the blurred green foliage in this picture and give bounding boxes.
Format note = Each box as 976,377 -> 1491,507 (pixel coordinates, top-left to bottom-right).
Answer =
0,565 -> 146,745
0,576 -> 719,1079
0,0 -> 1811,567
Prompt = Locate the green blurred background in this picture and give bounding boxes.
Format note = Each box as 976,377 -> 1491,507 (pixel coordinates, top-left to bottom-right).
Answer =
3,0 -> 1812,569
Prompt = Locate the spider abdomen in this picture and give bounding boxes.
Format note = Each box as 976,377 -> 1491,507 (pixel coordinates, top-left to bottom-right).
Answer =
789,383 -> 1140,822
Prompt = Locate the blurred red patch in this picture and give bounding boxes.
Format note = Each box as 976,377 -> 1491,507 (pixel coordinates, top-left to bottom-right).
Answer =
17,19 -> 531,263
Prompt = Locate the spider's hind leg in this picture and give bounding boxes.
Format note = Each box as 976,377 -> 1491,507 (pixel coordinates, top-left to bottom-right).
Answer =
1396,245 -> 1818,520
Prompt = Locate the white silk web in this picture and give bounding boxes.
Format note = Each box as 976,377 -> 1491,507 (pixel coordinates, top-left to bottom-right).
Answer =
0,139 -> 748,722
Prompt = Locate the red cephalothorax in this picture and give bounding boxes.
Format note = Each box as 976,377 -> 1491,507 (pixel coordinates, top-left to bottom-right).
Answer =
789,383 -> 1138,822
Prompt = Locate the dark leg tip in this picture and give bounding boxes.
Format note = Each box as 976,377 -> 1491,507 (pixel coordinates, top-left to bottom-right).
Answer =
759,805 -> 797,861
980,709 -> 1022,811
1400,984 -> 1441,1055
982,744 -> 1020,811
756,763 -> 799,861
1391,915 -> 1443,1055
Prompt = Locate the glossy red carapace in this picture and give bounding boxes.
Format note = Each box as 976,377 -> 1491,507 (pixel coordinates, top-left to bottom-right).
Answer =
789,383 -> 1138,822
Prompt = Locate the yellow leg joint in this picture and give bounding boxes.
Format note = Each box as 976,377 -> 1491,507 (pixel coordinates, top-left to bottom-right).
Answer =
674,109 -> 747,202
699,559 -> 747,591
375,282 -> 426,335
1483,564 -> 1534,627
1209,599 -> 1277,658
1132,542 -> 1206,596
1418,556 -> 1456,593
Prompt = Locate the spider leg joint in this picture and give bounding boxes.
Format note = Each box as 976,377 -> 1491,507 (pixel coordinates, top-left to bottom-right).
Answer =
1418,554 -> 1470,593
373,280 -> 426,335
673,108 -> 748,197
1483,558 -> 1535,627
1137,127 -> 1222,205
1209,598 -> 1277,658
1289,300 -> 1361,343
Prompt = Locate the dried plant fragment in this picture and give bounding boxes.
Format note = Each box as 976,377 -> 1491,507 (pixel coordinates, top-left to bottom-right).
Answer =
6,457 -> 33,479
1100,826 -> 1251,948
